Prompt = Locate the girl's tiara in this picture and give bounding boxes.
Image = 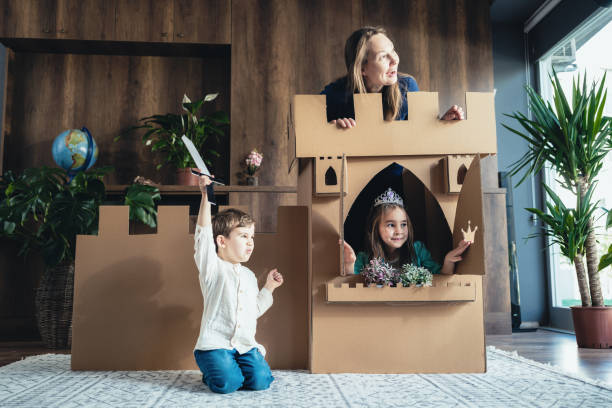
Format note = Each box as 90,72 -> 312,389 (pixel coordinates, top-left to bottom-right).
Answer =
374,188 -> 404,207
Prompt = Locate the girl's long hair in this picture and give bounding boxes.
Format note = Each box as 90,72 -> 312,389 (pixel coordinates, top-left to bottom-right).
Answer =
344,26 -> 407,121
364,203 -> 415,266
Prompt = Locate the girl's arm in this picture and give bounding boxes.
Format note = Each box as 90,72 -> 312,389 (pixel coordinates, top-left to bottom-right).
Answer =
441,240 -> 471,274
339,240 -> 357,276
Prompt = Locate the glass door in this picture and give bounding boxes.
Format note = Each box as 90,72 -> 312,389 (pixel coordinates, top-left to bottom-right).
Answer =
537,7 -> 612,330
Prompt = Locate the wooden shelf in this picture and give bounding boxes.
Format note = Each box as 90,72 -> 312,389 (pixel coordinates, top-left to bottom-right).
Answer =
105,185 -> 297,196
0,38 -> 230,58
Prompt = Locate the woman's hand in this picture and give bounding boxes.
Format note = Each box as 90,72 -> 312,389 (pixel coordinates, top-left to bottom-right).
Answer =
330,118 -> 356,129
441,240 -> 471,274
440,105 -> 465,121
339,239 -> 356,276
264,268 -> 284,293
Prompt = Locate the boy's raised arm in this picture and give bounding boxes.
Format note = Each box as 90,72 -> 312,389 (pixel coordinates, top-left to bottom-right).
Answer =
197,173 -> 212,227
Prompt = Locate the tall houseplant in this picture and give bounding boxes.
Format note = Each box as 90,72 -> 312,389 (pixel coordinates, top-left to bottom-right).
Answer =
0,167 -> 161,348
119,93 -> 229,185
504,72 -> 612,347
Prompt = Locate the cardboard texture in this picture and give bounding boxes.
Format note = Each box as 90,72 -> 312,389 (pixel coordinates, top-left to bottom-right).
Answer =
443,155 -> 475,193
72,205 -> 309,370
327,275 -> 476,303
292,93 -> 496,158
293,91 -> 495,373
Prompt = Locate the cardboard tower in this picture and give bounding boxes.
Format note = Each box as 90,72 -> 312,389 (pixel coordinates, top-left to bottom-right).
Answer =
291,91 -> 499,373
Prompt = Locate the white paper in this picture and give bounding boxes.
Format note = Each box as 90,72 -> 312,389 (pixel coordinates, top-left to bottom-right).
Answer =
181,135 -> 210,176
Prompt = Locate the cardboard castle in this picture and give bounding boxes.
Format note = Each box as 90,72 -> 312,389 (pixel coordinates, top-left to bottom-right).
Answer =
72,90 -> 503,374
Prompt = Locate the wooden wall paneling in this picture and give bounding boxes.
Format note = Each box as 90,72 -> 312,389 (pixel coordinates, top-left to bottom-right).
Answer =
115,0 -> 174,43
230,0 -> 300,232
483,189 -> 512,334
55,0 -> 116,40
465,0 -> 495,94
0,48 -> 10,174
359,0 -> 493,114
481,156 -> 511,334
164,55 -> 231,182
3,52 -> 230,185
0,0 -> 57,38
174,0 -> 231,44
294,0 -> 361,94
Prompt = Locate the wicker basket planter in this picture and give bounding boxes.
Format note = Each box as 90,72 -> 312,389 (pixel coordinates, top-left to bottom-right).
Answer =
34,262 -> 74,349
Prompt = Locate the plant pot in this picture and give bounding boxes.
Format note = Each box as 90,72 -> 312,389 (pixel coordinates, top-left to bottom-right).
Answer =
35,262 -> 74,349
246,175 -> 259,186
175,168 -> 199,186
570,306 -> 612,348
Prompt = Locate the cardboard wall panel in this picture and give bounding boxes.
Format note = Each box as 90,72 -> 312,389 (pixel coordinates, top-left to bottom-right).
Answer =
72,205 -> 309,370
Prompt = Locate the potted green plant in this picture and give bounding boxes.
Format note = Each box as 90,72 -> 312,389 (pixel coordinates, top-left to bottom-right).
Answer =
118,93 -> 229,185
504,72 -> 612,347
0,167 -> 160,348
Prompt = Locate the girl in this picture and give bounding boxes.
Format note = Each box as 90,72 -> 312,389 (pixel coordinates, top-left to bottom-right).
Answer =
341,188 -> 470,276
321,26 -> 464,129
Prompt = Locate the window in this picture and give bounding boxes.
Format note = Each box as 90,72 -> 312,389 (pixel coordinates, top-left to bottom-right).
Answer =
538,7 -> 612,308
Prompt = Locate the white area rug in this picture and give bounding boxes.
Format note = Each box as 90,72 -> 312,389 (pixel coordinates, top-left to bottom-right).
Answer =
1,347 -> 610,407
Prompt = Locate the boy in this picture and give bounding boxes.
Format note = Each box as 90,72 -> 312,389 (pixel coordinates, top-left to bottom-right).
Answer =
193,174 -> 283,394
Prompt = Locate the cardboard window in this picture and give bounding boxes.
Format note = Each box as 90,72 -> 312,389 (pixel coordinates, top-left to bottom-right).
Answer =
343,162 -> 452,267
324,166 -> 337,185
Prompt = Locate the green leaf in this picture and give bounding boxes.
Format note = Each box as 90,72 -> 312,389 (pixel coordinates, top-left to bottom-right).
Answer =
599,245 -> 612,271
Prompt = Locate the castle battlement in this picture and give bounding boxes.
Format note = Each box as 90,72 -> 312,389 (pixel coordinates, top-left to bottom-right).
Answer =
292,92 -> 497,158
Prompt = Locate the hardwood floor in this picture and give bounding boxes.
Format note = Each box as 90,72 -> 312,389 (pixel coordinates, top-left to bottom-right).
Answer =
0,341 -> 69,368
487,329 -> 612,385
2,330 -> 612,386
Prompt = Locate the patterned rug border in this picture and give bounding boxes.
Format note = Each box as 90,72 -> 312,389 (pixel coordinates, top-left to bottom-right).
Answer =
486,345 -> 612,390
3,347 -> 610,391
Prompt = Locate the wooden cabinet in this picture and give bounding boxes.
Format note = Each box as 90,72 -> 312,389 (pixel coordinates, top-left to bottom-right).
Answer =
1,0 -> 230,44
54,0 -> 115,40
115,0 -> 174,43
0,0 -> 114,40
0,0 -> 56,38
116,0 -> 231,44
173,0 -> 230,44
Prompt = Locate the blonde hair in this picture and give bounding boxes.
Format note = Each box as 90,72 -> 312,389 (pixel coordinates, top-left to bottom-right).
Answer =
364,203 -> 415,266
344,26 -> 404,121
212,208 -> 254,250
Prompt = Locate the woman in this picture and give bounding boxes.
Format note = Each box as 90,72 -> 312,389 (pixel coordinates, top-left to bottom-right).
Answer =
322,26 -> 464,128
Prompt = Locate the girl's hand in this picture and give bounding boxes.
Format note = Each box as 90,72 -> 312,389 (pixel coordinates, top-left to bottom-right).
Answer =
339,239 -> 356,276
196,170 -> 213,194
444,240 -> 471,263
330,118 -> 356,129
264,268 -> 283,292
440,105 -> 465,121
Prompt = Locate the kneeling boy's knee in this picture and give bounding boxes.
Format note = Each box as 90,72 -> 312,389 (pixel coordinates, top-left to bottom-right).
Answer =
247,370 -> 274,391
208,377 -> 243,394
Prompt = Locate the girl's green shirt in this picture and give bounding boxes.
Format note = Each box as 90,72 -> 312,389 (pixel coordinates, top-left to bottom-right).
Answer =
353,241 -> 441,274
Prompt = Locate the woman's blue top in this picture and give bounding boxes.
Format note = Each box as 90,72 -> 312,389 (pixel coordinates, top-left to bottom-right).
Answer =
353,241 -> 441,275
321,75 -> 419,122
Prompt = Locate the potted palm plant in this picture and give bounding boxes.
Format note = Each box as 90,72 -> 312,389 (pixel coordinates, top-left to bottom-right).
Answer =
118,93 -> 229,185
504,72 -> 612,347
0,167 -> 160,348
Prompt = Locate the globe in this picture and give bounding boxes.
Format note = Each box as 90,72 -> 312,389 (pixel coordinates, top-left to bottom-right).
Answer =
52,127 -> 98,176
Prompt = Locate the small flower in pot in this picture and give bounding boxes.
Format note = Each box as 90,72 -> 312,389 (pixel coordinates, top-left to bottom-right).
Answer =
244,149 -> 263,185
361,257 -> 399,287
399,263 -> 433,287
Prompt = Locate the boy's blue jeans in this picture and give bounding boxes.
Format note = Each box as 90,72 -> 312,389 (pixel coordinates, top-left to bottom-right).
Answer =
194,348 -> 274,394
